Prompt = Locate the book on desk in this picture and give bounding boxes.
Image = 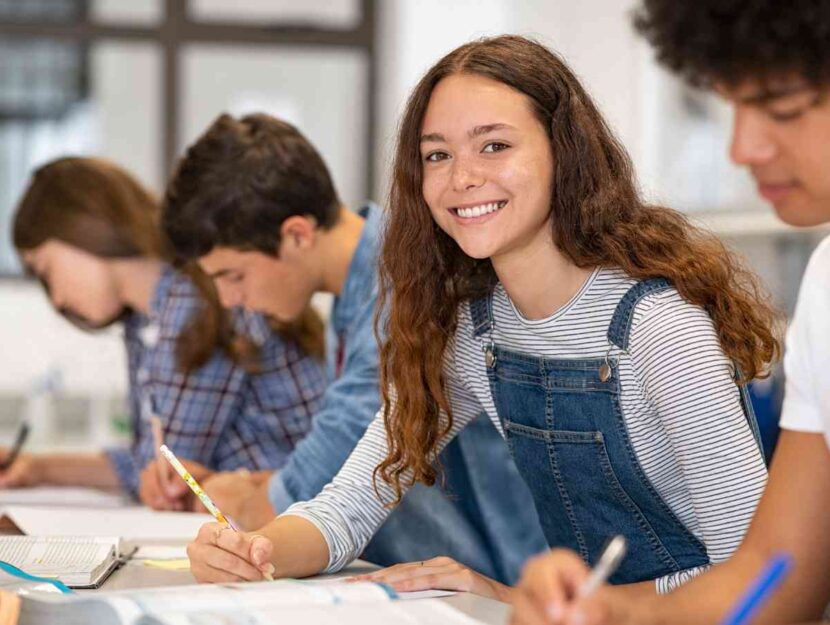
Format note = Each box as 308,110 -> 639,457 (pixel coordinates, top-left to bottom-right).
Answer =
0,535 -> 125,589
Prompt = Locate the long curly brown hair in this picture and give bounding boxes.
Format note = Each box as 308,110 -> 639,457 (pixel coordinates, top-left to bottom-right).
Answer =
375,35 -> 782,503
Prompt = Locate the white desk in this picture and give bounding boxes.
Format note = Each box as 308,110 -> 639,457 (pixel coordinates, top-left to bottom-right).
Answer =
102,550 -> 511,625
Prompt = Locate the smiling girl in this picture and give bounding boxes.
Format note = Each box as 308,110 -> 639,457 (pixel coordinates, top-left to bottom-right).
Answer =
185,35 -> 779,599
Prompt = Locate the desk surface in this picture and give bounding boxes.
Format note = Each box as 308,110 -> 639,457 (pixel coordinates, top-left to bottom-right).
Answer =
103,553 -> 511,625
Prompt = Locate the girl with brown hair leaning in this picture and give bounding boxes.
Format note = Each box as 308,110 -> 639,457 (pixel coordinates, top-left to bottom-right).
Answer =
186,35 -> 779,600
6,156 -> 327,505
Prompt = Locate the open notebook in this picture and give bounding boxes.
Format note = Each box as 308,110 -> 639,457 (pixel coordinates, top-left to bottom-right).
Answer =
14,579 -> 484,625
0,536 -> 122,589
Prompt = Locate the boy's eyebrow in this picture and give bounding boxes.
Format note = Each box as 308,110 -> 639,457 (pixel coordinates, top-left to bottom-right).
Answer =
420,123 -> 516,143
205,268 -> 234,279
741,84 -> 815,105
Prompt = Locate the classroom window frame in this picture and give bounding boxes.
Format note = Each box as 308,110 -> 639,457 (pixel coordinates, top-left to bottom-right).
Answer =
0,0 -> 377,280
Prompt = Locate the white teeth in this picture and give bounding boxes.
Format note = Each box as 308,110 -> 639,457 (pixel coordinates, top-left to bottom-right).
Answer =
455,201 -> 507,219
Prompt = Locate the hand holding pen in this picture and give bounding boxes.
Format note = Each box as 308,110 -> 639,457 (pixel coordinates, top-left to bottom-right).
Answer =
138,417 -> 198,510
159,444 -> 275,582
0,422 -> 35,489
0,422 -> 30,472
510,538 -> 627,625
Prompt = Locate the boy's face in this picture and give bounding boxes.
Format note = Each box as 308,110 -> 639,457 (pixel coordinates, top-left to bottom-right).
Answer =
718,76 -> 830,226
198,241 -> 317,323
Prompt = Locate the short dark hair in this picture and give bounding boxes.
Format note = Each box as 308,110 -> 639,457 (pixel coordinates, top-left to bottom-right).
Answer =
162,113 -> 340,260
633,0 -> 830,88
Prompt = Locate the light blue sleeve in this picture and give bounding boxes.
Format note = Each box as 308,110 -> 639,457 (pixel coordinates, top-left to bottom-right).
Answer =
268,297 -> 381,511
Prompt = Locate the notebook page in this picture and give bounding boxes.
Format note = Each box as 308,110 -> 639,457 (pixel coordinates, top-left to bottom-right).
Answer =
0,506 -> 213,540
313,577 -> 456,599
153,600 -> 483,625
107,579 -> 394,616
0,487 -> 127,509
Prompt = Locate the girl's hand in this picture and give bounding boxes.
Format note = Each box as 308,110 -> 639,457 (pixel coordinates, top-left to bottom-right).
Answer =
187,522 -> 275,583
139,458 -> 210,511
351,556 -> 513,603
510,549 -> 618,625
0,453 -> 41,488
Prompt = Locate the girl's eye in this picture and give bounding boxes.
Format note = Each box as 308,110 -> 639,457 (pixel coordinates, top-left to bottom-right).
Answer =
482,142 -> 509,153
424,151 -> 450,163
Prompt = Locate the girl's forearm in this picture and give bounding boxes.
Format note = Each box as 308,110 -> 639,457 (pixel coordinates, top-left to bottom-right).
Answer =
258,514 -> 332,578
34,452 -> 121,488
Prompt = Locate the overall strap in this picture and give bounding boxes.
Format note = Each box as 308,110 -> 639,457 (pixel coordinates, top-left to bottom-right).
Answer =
607,278 -> 673,351
469,293 -> 494,338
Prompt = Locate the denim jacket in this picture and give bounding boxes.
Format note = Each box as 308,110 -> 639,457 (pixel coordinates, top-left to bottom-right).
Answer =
268,204 -> 385,510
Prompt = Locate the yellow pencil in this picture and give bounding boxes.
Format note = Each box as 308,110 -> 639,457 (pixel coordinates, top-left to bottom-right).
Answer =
158,444 -> 274,581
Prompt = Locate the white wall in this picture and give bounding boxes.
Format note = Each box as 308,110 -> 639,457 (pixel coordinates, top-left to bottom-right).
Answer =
373,0 -> 646,202
179,44 -> 368,209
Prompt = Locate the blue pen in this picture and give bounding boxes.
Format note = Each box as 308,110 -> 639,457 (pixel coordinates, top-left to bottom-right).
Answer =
719,554 -> 792,625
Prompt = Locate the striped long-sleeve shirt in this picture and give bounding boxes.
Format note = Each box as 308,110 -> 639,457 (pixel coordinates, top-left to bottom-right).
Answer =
285,267 -> 767,593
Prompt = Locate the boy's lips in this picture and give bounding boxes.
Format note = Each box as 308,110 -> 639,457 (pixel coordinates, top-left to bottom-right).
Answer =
757,181 -> 799,202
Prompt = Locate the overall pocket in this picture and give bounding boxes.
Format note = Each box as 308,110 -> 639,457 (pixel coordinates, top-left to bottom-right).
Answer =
504,421 -> 680,582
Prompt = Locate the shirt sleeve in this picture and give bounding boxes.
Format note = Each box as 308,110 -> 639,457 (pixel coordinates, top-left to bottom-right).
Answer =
628,291 -> 767,594
282,334 -> 484,572
780,280 -> 828,433
268,297 -> 383,511
119,352 -> 247,495
104,446 -> 141,496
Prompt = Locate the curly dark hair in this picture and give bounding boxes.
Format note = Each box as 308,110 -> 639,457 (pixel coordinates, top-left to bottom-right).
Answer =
633,0 -> 830,87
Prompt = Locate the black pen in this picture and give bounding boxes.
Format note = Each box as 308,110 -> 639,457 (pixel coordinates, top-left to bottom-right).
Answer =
0,422 -> 30,471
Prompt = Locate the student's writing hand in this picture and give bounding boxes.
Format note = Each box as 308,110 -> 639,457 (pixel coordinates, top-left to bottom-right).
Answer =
510,550 -> 621,625
350,556 -> 513,602
0,452 -> 40,488
198,470 -> 276,530
139,457 -> 211,511
188,522 -> 275,583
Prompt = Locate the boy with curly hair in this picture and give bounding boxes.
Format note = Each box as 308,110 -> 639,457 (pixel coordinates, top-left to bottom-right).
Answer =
510,2 -> 830,624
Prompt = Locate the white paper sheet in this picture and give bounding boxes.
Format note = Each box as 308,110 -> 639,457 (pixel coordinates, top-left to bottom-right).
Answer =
156,601 -> 481,625
312,577 -> 456,599
0,487 -> 128,509
132,545 -> 188,560
103,580 -> 477,623
0,506 -> 213,541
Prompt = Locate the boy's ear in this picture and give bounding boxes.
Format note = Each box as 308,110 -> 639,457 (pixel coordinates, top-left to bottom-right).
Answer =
279,216 -> 317,252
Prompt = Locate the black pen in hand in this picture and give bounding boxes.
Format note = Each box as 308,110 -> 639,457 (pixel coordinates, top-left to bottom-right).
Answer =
0,422 -> 30,471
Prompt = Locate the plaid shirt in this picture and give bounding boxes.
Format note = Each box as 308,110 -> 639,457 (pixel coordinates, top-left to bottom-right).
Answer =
106,266 -> 327,496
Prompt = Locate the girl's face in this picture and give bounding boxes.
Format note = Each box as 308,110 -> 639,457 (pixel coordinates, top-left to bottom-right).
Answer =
420,73 -> 555,263
22,240 -> 125,328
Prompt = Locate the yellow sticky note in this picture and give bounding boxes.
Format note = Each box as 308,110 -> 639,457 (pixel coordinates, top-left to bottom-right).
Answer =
142,558 -> 191,571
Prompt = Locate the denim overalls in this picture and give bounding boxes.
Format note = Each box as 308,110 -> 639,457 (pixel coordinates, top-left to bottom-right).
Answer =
469,278 -> 762,584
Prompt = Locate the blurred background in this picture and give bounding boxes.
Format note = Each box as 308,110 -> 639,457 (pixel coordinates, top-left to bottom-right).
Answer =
0,0 -> 820,453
